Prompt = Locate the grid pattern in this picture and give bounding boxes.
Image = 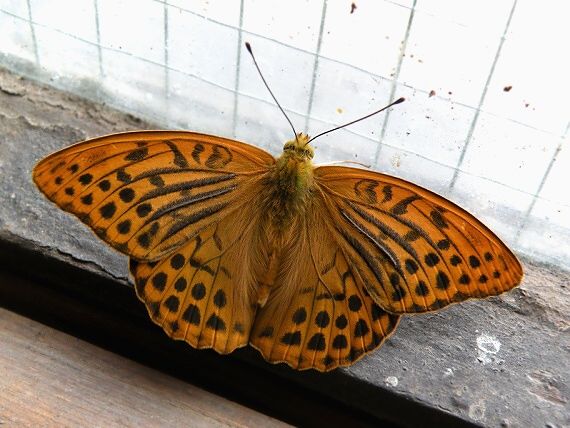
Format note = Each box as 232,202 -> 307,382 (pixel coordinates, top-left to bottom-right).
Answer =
1,0 -> 569,267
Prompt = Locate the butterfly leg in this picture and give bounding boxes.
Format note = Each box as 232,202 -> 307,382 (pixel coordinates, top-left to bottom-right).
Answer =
257,245 -> 279,307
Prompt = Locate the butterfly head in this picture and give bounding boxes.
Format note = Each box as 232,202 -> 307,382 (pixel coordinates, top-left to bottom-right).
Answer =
282,132 -> 314,160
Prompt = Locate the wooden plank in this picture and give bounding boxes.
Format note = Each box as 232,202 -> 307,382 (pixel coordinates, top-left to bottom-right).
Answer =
0,308 -> 289,427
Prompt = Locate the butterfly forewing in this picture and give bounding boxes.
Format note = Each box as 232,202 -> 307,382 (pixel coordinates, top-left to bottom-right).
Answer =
250,203 -> 399,371
315,166 -> 523,314
33,131 -> 274,261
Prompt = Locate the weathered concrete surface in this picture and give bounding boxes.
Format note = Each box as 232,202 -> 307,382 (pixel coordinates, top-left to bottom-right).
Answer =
0,66 -> 568,427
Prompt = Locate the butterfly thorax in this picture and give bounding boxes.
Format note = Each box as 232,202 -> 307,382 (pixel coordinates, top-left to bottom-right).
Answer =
263,133 -> 315,229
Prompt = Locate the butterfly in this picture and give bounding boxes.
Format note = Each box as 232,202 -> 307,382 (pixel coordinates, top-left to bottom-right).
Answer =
32,44 -> 523,372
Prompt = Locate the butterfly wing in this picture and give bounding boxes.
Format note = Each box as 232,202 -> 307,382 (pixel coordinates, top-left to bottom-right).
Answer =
129,194 -> 267,353
314,166 -> 523,314
250,200 -> 399,371
33,131 -> 275,353
33,131 -> 274,261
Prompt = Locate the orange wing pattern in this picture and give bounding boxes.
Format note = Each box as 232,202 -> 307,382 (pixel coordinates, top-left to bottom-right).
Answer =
33,131 -> 274,261
33,130 -> 524,371
314,166 -> 523,314
250,203 -> 399,371
34,131 -> 274,356
129,200 -> 266,353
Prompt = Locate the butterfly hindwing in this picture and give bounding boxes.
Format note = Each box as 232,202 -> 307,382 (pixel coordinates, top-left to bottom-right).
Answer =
315,166 -> 523,314
129,196 -> 268,353
250,204 -> 399,371
33,131 -> 274,261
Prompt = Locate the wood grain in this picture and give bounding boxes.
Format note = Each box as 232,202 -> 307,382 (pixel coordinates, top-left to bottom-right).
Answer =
0,308 -> 289,427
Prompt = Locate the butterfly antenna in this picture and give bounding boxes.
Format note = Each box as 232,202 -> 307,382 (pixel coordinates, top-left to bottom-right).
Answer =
306,97 -> 406,145
245,42 -> 299,143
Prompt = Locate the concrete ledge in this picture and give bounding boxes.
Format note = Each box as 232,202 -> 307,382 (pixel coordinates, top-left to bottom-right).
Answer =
1,66 -> 568,427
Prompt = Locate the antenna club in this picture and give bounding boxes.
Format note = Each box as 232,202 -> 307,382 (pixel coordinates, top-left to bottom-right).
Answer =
395,97 -> 406,104
245,41 -> 252,54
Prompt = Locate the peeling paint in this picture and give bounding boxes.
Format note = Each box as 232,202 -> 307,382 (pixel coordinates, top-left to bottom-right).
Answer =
385,376 -> 398,387
476,334 -> 501,365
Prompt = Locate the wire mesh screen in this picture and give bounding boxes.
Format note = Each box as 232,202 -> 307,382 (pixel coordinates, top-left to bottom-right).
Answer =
1,0 -> 569,268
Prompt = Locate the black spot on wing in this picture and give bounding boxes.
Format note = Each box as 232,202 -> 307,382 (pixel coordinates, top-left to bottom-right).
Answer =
354,319 -> 370,337
163,295 -> 180,312
80,193 -> 93,205
259,326 -> 274,338
437,239 -> 450,250
170,253 -> 185,269
332,334 -> 348,349
191,283 -> 206,300
391,196 -> 421,215
404,230 -> 421,241
149,175 -> 165,187
98,180 -> 111,191
50,161 -> 65,174
430,210 -> 448,229
191,143 -> 204,164
165,140 -> 189,168
117,220 -> 131,234
116,168 -> 131,183
206,314 -> 226,331
174,277 -> 187,291
78,173 -> 93,185
291,307 -> 307,324
125,147 -> 149,161
307,333 -> 326,351
213,289 -> 227,308
382,185 -> 392,203
100,202 -> 116,219
152,272 -> 167,291
354,179 -> 378,204
119,188 -> 135,203
315,311 -> 330,328
182,304 -> 201,325
436,271 -> 450,289
281,331 -> 301,345
205,145 -> 232,169
348,295 -> 362,311
335,315 -> 348,329
136,203 -> 152,218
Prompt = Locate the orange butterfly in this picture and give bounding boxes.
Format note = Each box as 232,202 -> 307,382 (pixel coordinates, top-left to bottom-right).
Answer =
32,44 -> 523,371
